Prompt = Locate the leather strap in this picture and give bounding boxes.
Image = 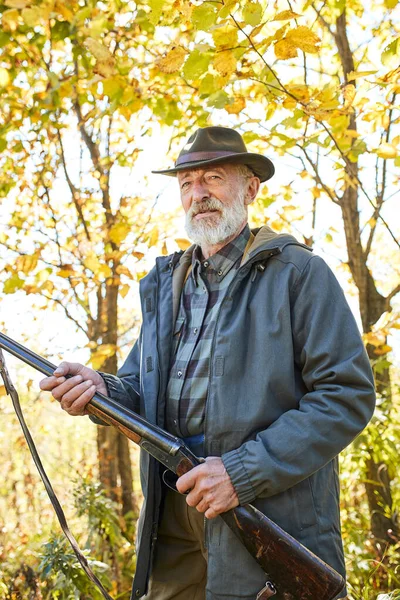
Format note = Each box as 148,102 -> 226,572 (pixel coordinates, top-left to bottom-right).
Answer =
0,349 -> 114,600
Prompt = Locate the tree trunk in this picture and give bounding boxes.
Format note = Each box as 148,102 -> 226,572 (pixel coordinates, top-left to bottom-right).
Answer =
335,10 -> 396,550
94,277 -> 136,518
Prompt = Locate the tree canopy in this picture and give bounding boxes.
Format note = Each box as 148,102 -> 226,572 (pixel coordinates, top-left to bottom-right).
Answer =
0,0 -> 399,598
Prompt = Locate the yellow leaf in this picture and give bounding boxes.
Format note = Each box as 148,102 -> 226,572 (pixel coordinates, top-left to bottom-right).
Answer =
225,96 -> 246,114
374,345 -> 392,356
84,38 -> 115,78
212,25 -> 238,50
272,10 -> 301,21
57,265 -> 76,278
149,227 -> 159,247
55,0 -> 74,21
376,142 -> 398,159
0,68 -> 10,87
158,46 -> 187,74
84,38 -> 113,61
363,332 -> 384,346
213,51 -> 237,77
5,0 -> 30,7
342,84 -> 356,108
0,384 -> 7,397
347,70 -> 378,81
133,251 -> 145,260
175,238 -> 192,250
286,84 -> 310,101
116,265 -> 134,279
340,129 -> 358,139
286,26 -> 320,53
109,222 -> 130,244
1,8 -> 20,31
120,283 -> 130,298
89,344 -> 117,370
250,22 -> 266,39
22,6 -> 43,26
311,187 -> 321,199
16,254 -> 38,275
274,39 -> 298,60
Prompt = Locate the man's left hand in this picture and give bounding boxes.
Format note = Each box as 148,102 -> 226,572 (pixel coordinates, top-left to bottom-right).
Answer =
176,456 -> 239,519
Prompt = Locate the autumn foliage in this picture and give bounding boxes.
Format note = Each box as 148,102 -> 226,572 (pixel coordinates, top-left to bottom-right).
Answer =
0,0 -> 399,598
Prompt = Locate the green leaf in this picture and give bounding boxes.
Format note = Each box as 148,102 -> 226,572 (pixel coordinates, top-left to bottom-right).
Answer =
243,1 -> 262,27
51,20 -> 71,41
183,49 -> 211,80
199,73 -> 220,95
0,32 -> 11,48
0,138 -> 7,152
218,0 -> 240,19
3,274 -> 25,294
103,77 -> 124,100
382,38 -> 400,67
148,0 -> 164,25
207,90 -> 229,108
192,3 -> 218,30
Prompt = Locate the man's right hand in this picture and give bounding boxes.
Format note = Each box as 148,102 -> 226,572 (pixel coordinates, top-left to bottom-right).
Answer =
39,362 -> 108,416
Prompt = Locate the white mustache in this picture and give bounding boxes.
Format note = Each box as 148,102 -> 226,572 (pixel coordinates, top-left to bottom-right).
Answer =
189,198 -> 224,218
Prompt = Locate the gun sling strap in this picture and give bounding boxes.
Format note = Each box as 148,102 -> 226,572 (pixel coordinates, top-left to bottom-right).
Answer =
0,349 -> 114,600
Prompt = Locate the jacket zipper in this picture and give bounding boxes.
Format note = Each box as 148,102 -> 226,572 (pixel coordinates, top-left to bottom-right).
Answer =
202,246 -> 281,546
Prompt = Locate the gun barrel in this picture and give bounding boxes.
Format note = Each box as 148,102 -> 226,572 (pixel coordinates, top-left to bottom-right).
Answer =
0,332 -> 181,456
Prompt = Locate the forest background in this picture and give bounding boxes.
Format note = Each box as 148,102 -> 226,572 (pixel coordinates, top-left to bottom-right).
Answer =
0,0 -> 399,598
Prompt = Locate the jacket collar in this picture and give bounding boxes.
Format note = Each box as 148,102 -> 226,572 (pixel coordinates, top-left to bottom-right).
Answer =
170,225 -> 312,322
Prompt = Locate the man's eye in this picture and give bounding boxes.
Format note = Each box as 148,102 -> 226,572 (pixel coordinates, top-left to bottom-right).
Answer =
181,181 -> 190,189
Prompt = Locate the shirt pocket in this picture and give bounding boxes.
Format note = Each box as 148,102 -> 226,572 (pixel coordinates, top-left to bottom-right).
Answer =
172,317 -> 185,356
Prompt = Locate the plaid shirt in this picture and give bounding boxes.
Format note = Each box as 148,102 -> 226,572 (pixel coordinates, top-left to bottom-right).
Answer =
165,224 -> 251,438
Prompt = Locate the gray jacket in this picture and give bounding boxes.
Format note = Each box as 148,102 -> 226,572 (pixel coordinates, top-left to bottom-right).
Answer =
101,226 -> 376,600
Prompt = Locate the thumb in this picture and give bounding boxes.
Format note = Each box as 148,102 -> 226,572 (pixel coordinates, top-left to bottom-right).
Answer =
53,362 -> 84,377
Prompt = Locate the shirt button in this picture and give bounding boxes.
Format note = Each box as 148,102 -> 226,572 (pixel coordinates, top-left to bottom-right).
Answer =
203,261 -> 209,267
193,328 -> 198,334
177,370 -> 183,378
218,269 -> 223,276
173,419 -> 178,425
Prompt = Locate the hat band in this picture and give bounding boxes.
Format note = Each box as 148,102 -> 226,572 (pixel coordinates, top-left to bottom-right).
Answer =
176,150 -> 244,166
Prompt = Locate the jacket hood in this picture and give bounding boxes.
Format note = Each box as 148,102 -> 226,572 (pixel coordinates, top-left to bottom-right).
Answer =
174,225 -> 312,270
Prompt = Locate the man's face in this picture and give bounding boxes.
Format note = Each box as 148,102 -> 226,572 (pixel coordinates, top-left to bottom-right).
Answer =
177,164 -> 250,248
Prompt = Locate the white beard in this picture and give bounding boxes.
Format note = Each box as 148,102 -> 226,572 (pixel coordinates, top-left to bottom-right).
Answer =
185,190 -> 247,248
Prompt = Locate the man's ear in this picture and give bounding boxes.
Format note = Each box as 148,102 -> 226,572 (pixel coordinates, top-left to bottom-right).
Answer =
244,177 -> 261,206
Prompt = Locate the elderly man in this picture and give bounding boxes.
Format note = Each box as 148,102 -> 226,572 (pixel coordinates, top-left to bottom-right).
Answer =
40,126 -> 375,600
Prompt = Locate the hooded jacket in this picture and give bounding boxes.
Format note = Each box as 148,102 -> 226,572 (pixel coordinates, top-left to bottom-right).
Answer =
101,226 -> 376,600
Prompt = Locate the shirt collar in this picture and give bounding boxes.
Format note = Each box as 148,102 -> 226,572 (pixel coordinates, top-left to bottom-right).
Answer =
191,224 -> 251,284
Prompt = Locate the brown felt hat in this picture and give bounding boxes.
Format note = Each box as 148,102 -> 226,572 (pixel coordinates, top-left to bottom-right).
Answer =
152,126 -> 275,183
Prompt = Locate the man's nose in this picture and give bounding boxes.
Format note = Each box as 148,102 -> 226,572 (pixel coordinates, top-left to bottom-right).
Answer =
191,179 -> 211,203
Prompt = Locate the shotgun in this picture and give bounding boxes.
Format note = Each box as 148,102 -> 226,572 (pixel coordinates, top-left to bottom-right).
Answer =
0,332 -> 345,600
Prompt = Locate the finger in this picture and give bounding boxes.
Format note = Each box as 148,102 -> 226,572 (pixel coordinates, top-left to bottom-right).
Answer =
51,375 -> 84,400
204,506 -> 219,520
186,488 -> 203,508
176,466 -> 202,494
60,379 -> 94,407
53,362 -> 84,377
195,498 -> 209,514
39,376 -> 66,391
62,385 -> 96,416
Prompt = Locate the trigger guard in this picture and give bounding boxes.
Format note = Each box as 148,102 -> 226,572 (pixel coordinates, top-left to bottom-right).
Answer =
162,469 -> 184,493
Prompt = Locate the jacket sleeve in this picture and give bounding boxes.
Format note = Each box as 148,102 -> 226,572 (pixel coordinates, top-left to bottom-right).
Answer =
89,330 -> 142,425
222,255 -> 376,505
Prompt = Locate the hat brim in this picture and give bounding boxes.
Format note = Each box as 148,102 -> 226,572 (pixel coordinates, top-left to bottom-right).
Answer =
152,153 -> 275,183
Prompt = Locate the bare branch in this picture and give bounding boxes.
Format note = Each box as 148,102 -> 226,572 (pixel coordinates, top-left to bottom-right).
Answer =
296,144 -> 340,205
56,128 -> 91,241
387,284 -> 400,304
